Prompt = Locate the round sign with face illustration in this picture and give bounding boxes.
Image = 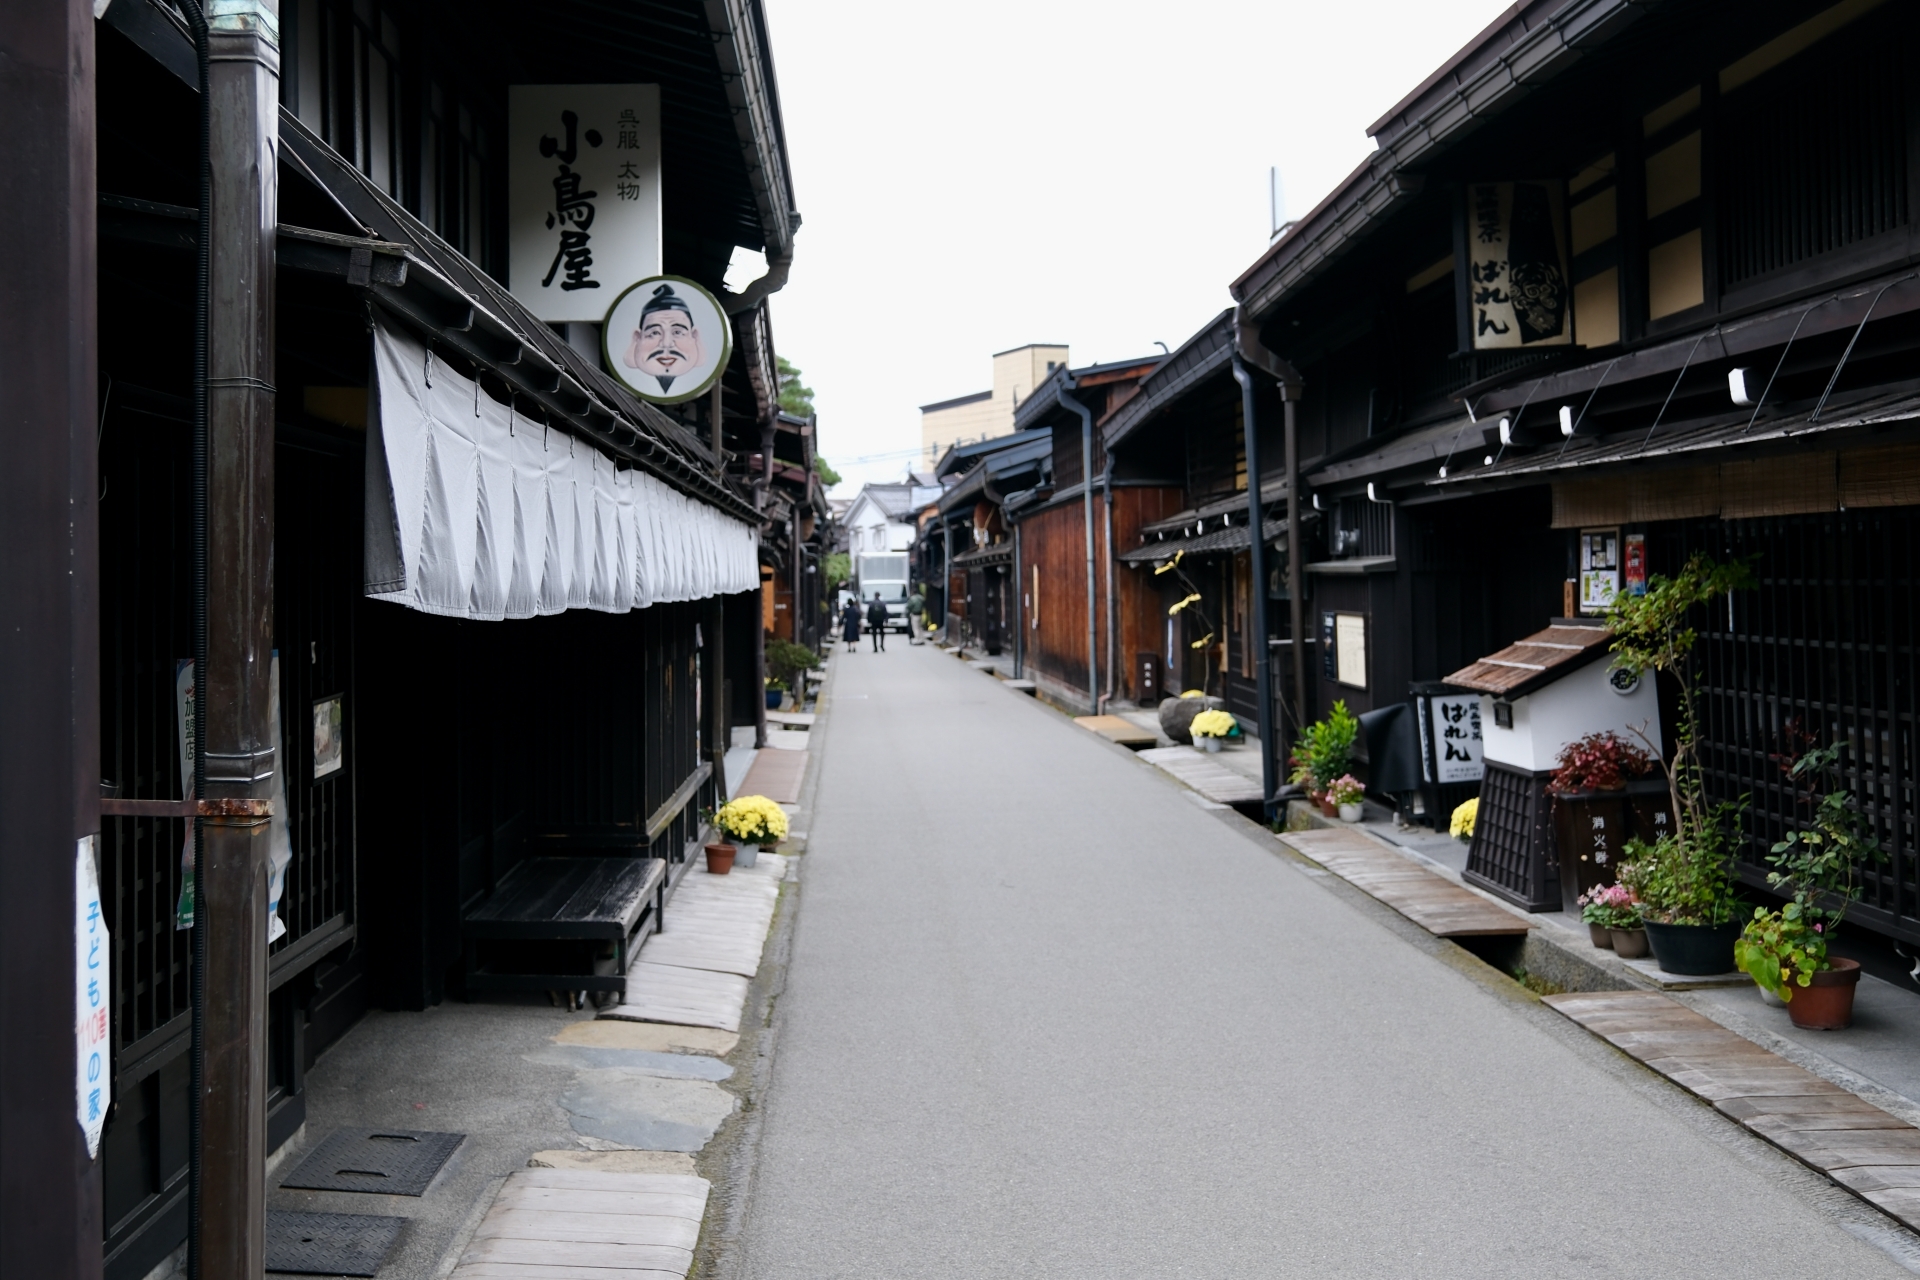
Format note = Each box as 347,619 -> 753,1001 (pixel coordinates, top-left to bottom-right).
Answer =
602,275 -> 733,404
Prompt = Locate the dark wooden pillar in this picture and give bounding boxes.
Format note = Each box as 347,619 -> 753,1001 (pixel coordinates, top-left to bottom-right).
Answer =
0,2 -> 103,1276
198,5 -> 280,1277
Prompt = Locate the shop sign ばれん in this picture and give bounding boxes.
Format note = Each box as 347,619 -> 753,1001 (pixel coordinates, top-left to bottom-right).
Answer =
1466,182 -> 1573,350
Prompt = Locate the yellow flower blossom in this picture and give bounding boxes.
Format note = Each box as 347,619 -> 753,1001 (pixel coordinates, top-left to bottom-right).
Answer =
1449,796 -> 1479,840
1190,709 -> 1236,738
715,795 -> 790,846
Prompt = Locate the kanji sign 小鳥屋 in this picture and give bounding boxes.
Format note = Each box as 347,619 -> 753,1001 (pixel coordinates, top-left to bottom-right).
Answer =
508,85 -> 661,323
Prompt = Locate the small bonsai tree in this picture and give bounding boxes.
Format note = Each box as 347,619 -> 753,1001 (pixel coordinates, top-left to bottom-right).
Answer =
1606,552 -> 1756,925
765,638 -> 820,694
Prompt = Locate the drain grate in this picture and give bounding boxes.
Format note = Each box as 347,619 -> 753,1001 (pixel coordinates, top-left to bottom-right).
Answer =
279,1129 -> 465,1196
265,1211 -> 405,1276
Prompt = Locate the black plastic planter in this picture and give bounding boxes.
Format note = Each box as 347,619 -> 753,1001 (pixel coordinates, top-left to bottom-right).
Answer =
1642,919 -> 1743,975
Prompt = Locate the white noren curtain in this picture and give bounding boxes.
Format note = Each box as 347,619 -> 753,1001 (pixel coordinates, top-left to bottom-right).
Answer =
366,320 -> 758,620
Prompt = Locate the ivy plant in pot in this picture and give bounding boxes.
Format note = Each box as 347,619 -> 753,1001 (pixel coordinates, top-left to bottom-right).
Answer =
1577,883 -> 1648,957
1605,553 -> 1757,975
1734,742 -> 1888,1030
1289,701 -> 1358,816
1548,731 -> 1658,916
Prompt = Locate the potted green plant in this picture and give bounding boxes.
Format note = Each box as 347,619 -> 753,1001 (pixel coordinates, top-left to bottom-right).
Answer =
710,794 -> 790,870
1605,553 -> 1756,975
1734,742 -> 1887,1030
1577,882 -> 1647,957
1328,774 -> 1365,822
1548,731 -> 1658,915
1289,701 -> 1359,815
766,639 -> 821,709
1190,708 -> 1236,753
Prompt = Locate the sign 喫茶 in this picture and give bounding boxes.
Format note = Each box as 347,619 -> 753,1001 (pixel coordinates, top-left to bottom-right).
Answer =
1466,182 -> 1572,350
509,85 -> 661,323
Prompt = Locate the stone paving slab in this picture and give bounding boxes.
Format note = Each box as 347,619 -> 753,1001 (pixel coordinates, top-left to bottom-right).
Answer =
1136,746 -> 1265,804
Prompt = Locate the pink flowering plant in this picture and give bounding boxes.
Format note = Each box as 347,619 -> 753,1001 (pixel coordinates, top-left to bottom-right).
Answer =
1327,775 -> 1364,807
1576,883 -> 1642,931
1735,741 -> 1887,1001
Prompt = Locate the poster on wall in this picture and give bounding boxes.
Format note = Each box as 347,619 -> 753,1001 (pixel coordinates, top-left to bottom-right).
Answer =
1466,181 -> 1572,350
75,836 -> 108,1158
508,85 -> 662,323
1580,527 -> 1620,614
1334,613 -> 1368,688
314,695 -> 345,779
601,276 -> 733,404
1623,532 -> 1647,597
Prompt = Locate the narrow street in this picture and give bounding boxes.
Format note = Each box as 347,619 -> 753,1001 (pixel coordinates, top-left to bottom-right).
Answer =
734,644 -> 1917,1278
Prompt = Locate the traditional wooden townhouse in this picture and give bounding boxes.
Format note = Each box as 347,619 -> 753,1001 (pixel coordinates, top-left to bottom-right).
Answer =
3,1 -> 801,1274
921,357 -> 1163,707
1228,0 -> 1920,952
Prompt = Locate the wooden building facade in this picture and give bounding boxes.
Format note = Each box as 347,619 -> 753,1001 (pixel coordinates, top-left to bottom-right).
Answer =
1227,0 -> 1920,951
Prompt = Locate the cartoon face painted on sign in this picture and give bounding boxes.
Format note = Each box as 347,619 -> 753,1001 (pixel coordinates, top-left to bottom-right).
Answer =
602,276 -> 731,403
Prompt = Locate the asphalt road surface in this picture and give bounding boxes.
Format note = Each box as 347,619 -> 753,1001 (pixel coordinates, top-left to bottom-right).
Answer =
732,643 -> 1919,1278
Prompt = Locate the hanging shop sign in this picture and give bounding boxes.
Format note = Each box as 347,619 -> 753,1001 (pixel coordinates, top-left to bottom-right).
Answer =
602,275 -> 733,404
1466,181 -> 1572,349
508,84 -> 662,323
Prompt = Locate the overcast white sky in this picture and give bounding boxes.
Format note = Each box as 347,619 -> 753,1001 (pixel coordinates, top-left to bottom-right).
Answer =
760,0 -> 1514,497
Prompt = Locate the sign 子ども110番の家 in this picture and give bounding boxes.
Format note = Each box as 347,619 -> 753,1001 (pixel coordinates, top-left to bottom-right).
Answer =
1466,181 -> 1572,350
508,84 -> 661,323
601,276 -> 733,404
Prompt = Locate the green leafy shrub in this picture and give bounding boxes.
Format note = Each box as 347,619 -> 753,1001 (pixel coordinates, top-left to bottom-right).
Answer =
1289,700 -> 1359,795
765,639 -> 820,692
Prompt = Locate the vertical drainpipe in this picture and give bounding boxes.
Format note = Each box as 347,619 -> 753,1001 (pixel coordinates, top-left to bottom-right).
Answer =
193,2 -> 280,1275
754,417 -> 773,749
1101,451 -> 1117,712
705,384 -> 727,799
1058,384 -> 1098,710
1231,354 -> 1277,822
1011,520 -> 1023,677
1234,310 -> 1306,824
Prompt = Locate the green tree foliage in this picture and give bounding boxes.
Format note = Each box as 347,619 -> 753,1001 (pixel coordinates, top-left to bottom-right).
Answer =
776,356 -> 814,416
821,552 -> 851,590
814,457 -> 842,486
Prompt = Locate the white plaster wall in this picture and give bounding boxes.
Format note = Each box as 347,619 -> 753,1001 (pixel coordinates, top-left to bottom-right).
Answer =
1479,656 -> 1663,773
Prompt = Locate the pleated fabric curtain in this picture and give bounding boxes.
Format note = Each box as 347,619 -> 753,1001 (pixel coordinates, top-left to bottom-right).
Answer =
365,319 -> 757,620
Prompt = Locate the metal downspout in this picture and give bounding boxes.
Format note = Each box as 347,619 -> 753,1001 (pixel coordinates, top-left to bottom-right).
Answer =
1012,521 -> 1023,677
1058,385 -> 1098,710
1231,354 -> 1277,823
1234,310 -> 1306,820
1099,452 -> 1116,713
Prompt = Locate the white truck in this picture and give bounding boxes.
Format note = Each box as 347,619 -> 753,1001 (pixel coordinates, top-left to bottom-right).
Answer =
853,553 -> 912,633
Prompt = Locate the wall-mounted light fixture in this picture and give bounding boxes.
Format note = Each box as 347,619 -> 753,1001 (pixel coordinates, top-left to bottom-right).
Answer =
1728,367 -> 1755,406
1558,405 -> 1575,437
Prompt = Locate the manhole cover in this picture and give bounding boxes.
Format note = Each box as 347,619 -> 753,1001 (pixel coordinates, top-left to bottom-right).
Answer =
279,1129 -> 464,1196
265,1211 -> 404,1276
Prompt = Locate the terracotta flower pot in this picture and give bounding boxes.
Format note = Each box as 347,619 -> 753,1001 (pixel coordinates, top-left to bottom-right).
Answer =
1785,957 -> 1862,1030
1609,928 -> 1650,959
704,843 -> 736,875
1588,924 -> 1614,949
1317,796 -> 1337,818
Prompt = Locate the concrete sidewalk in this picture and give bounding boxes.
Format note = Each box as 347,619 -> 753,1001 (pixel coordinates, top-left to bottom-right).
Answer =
731,640 -> 1920,1277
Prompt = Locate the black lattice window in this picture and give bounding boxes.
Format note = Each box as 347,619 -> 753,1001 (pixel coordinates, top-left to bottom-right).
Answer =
1683,511 -> 1918,943
1717,11 -> 1909,289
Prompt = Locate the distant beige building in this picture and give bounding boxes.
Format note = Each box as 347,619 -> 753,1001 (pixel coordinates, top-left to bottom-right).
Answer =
920,343 -> 1069,463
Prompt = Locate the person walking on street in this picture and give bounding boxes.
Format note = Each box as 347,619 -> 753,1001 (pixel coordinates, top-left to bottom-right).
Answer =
840,597 -> 861,653
905,588 -> 926,644
866,592 -> 889,652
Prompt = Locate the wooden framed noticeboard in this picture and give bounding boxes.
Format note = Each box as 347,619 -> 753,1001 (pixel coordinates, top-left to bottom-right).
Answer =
1321,611 -> 1367,689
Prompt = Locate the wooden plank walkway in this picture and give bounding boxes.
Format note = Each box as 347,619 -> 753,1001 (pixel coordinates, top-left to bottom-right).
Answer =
640,855 -> 783,978
1280,827 -> 1532,937
1075,714 -> 1158,748
600,854 -> 785,1032
735,748 -> 806,802
450,1168 -> 710,1279
1137,746 -> 1265,804
1545,990 -> 1920,1231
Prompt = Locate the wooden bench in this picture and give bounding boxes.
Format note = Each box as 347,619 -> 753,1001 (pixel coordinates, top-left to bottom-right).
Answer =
461,763 -> 712,1004
462,856 -> 667,1003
